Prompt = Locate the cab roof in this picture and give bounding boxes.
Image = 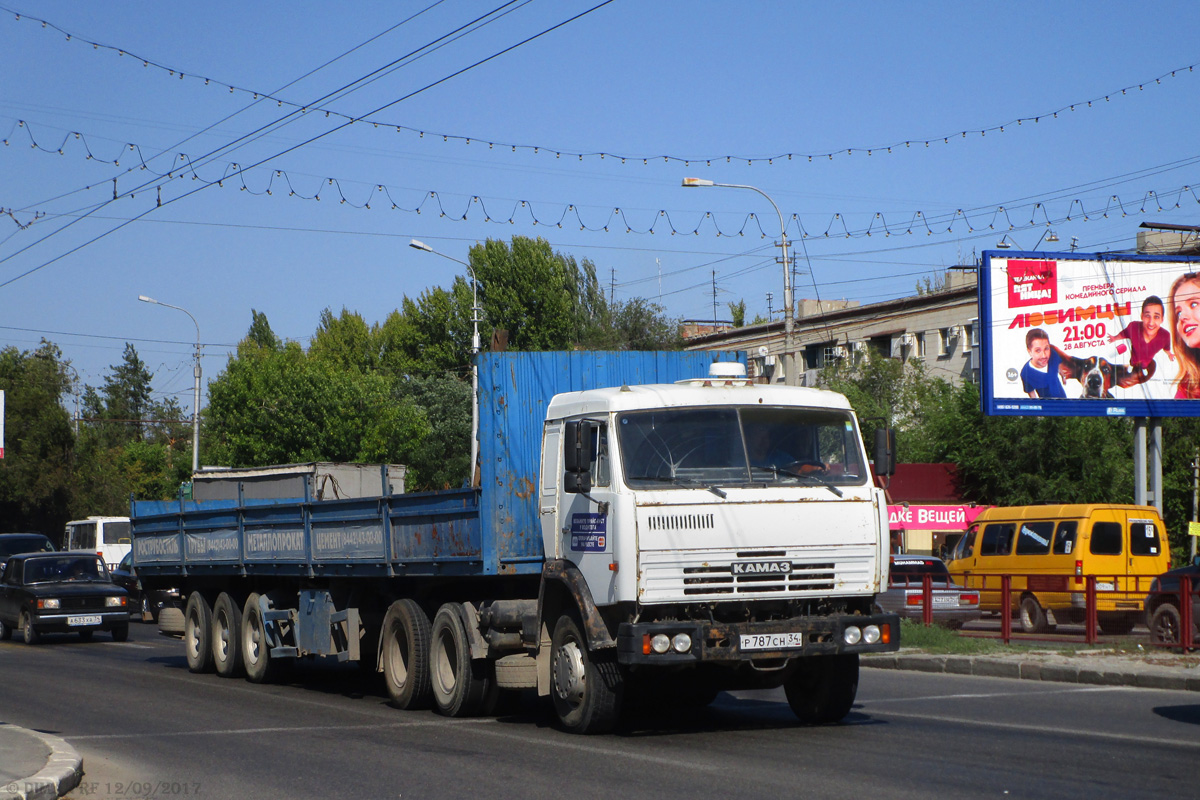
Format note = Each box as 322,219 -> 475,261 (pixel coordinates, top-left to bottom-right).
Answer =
545,381 -> 854,420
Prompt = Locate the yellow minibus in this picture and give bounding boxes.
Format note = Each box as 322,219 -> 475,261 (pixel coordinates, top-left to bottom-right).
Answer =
945,504 -> 1169,634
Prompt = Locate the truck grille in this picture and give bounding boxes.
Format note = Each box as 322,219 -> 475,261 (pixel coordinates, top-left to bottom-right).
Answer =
682,562 -> 835,595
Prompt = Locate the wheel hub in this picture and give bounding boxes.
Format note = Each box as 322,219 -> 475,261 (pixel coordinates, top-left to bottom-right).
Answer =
552,640 -> 586,705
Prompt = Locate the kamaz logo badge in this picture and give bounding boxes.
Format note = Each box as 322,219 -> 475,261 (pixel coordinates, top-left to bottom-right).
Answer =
731,561 -> 792,575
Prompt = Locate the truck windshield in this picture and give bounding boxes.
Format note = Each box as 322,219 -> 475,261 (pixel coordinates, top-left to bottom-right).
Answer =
616,406 -> 866,489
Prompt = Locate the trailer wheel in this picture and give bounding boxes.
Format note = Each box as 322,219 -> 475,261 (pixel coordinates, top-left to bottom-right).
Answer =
550,613 -> 622,735
242,593 -> 276,684
430,603 -> 491,717
212,593 -> 243,678
784,654 -> 858,725
381,599 -> 433,709
184,592 -> 214,672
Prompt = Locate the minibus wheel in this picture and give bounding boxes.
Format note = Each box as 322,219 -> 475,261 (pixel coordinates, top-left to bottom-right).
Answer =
1019,596 -> 1053,634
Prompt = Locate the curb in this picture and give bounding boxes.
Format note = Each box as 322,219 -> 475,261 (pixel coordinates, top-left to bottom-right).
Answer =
0,726 -> 83,800
862,653 -> 1200,692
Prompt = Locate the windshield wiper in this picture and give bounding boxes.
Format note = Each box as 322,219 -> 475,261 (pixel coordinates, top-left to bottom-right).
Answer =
627,474 -> 728,498
750,464 -> 843,497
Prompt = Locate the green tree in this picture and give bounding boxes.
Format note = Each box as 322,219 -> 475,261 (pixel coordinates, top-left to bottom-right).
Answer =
0,341 -> 75,536
469,237 -> 579,351
310,307 -> 378,373
394,373 -> 472,490
728,300 -> 746,328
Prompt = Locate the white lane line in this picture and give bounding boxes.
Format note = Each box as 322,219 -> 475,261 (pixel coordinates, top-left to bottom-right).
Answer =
874,708 -> 1200,749
69,718 -> 491,741
866,685 -> 1129,704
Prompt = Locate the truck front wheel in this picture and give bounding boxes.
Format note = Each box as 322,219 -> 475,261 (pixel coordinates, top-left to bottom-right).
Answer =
184,592 -> 214,673
430,604 -> 493,717
381,599 -> 432,709
550,613 -> 622,735
784,653 -> 858,725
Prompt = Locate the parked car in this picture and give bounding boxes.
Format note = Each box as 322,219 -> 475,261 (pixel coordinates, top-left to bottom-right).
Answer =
877,554 -> 981,629
0,551 -> 129,643
112,552 -> 177,623
1144,559 -> 1200,647
0,533 -> 56,572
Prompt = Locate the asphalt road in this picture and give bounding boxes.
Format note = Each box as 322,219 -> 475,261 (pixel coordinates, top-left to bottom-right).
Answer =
1,622 -> 1197,800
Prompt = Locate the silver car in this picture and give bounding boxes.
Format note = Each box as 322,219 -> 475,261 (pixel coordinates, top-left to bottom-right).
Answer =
877,555 -> 981,629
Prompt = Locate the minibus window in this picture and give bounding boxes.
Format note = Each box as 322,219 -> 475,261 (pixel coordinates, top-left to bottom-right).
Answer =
1053,522 -> 1077,555
1089,521 -> 1123,555
979,523 -> 1015,556
1015,521 -> 1054,555
1129,520 -> 1161,556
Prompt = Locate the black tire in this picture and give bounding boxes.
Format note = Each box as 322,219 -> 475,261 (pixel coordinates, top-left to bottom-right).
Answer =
111,624 -> 129,643
0,618 -> 11,641
241,593 -> 277,684
1098,611 -> 1136,636
549,613 -> 623,734
380,599 -> 433,709
784,654 -> 859,724
1019,595 -> 1052,634
430,603 -> 492,717
184,592 -> 214,673
212,593 -> 243,678
78,629 -> 94,642
1149,603 -> 1183,646
20,610 -> 39,645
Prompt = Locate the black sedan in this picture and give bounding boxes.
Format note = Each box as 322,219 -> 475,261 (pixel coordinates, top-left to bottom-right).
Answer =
0,551 -> 130,643
1145,559 -> 1200,647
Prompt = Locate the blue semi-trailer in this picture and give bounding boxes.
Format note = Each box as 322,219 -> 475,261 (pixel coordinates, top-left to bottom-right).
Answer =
132,351 -> 898,734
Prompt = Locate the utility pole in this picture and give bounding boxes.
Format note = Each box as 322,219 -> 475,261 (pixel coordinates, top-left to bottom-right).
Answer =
712,271 -> 718,326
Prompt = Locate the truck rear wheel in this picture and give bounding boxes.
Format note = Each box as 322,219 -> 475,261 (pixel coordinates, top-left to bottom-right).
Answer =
549,613 -> 622,734
784,654 -> 858,724
212,593 -> 243,678
430,603 -> 491,717
242,593 -> 276,684
184,592 -> 214,672
381,599 -> 432,709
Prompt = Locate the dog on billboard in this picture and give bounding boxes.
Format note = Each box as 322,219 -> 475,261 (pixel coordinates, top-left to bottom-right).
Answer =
1053,345 -> 1155,399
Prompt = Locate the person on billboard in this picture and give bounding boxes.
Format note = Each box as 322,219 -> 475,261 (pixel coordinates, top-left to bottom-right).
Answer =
1107,295 -> 1173,369
1020,328 -> 1067,398
1169,273 -> 1200,399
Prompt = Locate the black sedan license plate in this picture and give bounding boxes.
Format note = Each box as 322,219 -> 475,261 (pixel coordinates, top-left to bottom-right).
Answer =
740,632 -> 802,651
67,614 -> 102,626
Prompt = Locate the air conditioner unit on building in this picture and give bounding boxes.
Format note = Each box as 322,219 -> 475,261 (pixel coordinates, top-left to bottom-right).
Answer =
899,333 -> 917,347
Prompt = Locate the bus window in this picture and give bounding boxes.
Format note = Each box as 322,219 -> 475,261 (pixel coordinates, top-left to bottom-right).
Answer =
1090,521 -> 1123,555
979,523 -> 1015,556
1053,521 -> 1077,555
1129,520 -> 1161,556
68,522 -> 97,550
103,520 -> 131,544
1016,521 -> 1054,555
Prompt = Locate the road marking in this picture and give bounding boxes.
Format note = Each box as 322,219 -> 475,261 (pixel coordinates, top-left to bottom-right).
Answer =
874,708 -> 1200,750
866,685 -> 1128,704
69,718 -> 492,741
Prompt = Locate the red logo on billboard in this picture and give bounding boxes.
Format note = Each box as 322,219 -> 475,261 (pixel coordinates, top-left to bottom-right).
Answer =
1007,260 -> 1057,308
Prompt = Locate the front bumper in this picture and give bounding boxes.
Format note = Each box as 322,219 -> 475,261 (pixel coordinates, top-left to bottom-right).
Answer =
615,612 -> 900,665
31,610 -> 129,633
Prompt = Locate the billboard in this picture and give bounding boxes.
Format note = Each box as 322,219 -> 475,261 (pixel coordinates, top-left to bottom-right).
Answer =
981,250 -> 1200,417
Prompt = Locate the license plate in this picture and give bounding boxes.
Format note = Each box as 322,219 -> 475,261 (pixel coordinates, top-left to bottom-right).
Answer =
932,595 -> 958,606
67,615 -> 102,627
740,632 -> 802,651
1096,582 -> 1115,592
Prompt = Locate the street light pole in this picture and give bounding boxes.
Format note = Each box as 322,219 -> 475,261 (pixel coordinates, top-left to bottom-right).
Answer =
409,240 -> 481,485
139,295 -> 202,475
682,178 -> 795,384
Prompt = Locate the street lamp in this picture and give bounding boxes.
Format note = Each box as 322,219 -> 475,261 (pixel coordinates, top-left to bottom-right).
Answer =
139,294 -> 202,475
682,178 -> 795,385
1032,229 -> 1060,250
409,239 -> 481,484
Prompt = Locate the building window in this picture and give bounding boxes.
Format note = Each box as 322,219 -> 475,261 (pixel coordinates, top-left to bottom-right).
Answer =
916,332 -> 926,358
939,327 -> 953,356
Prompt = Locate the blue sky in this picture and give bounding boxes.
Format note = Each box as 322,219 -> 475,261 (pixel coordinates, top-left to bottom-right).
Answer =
2,1 -> 1199,415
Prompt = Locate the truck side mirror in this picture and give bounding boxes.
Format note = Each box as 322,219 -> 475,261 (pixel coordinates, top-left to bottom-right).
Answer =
563,420 -> 594,494
873,428 -> 896,477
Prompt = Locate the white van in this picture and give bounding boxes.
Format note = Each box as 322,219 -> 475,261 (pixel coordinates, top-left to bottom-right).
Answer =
64,516 -> 131,571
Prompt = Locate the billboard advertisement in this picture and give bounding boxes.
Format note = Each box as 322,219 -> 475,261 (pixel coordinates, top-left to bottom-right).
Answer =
981,250 -> 1200,417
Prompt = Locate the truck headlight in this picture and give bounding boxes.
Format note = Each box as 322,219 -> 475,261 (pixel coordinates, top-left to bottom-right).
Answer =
650,634 -> 671,654
843,626 -> 862,645
38,598 -> 60,610
862,625 -> 881,644
672,633 -> 692,653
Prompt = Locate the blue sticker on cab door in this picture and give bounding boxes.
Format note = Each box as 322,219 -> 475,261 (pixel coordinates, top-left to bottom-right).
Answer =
570,513 -> 607,552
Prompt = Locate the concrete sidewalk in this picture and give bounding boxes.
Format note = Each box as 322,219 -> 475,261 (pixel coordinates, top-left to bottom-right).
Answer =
863,646 -> 1200,691
0,724 -> 81,800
